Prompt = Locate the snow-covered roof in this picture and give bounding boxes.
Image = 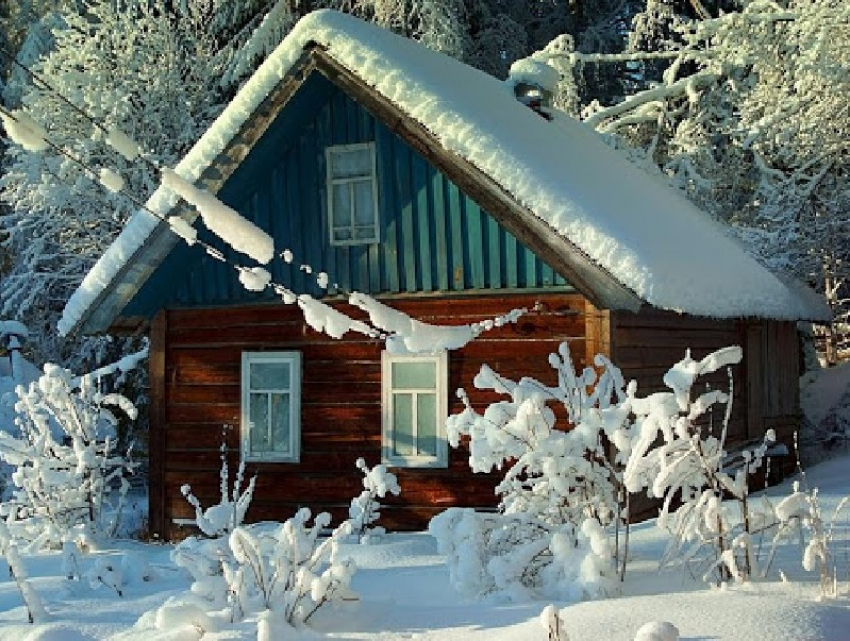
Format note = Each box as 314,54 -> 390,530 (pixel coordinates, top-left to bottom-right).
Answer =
59,9 -> 830,336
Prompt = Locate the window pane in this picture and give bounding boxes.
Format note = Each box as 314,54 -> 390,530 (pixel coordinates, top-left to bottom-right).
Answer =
392,393 -> 415,456
269,393 -> 291,453
330,148 -> 371,178
250,362 -> 290,390
353,180 -> 375,227
417,393 -> 438,456
249,392 -> 269,454
392,361 -> 436,390
333,183 -> 352,228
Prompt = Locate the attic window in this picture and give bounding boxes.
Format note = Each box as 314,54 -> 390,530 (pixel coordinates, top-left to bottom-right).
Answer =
326,143 -> 379,245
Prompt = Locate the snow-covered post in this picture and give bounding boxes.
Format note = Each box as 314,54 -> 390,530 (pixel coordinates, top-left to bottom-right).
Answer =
540,604 -> 569,640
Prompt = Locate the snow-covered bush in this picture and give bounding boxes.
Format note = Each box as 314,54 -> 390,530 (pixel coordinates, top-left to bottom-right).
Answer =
349,457 -> 400,542
0,362 -> 139,548
432,342 -> 630,599
773,478 -> 850,598
180,436 -> 256,538
436,343 -> 783,596
172,443 -> 355,632
430,507 -> 615,602
447,342 -> 629,530
623,347 -> 774,583
172,509 -> 355,633
172,440 -> 256,605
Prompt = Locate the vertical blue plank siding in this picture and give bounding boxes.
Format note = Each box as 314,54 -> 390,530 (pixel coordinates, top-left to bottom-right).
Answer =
123,73 -> 570,317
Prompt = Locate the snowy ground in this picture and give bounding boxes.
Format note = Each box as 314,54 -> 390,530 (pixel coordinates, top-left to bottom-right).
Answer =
0,454 -> 848,641
0,363 -> 847,641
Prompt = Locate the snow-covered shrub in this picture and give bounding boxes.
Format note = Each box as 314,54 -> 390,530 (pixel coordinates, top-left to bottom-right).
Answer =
172,510 -> 355,632
0,362 -> 139,548
430,507 -> 615,602
349,457 -> 400,542
433,342 -> 630,599
448,342 -> 629,527
180,436 -> 256,538
171,442 -> 355,632
437,343 -> 780,595
623,347 -> 774,583
773,479 -> 850,598
225,512 -> 355,625
172,441 -> 256,605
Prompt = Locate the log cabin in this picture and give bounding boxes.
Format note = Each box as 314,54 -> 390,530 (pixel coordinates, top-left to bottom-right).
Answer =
60,10 -> 830,539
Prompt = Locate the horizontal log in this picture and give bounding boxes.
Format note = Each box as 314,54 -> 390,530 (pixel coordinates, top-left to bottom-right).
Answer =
613,311 -> 738,332
615,332 -> 741,353
167,293 -> 585,329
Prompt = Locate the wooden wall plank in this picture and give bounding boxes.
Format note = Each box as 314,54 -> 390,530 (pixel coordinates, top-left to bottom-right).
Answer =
158,292 -> 586,534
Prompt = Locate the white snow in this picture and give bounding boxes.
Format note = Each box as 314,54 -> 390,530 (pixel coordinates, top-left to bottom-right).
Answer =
0,109 -> 49,152
160,168 -> 274,265
98,168 -> 125,194
166,216 -> 198,245
105,126 -> 141,162
0,455 -> 849,639
506,57 -> 560,93
634,621 -> 680,641
59,9 -> 829,337
237,266 -> 272,292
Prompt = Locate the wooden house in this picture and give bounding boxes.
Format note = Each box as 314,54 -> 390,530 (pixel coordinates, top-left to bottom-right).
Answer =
60,11 -> 829,539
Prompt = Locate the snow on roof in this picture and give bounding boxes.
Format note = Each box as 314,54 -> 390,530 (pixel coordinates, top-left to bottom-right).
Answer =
59,9 -> 830,335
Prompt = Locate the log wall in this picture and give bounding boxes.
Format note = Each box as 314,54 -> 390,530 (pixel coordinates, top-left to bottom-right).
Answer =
610,309 -> 801,509
149,291 -> 588,539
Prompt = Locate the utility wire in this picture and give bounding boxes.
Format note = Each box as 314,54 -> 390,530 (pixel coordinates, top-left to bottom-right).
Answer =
0,104 -> 380,338
0,55 -> 520,342
0,42 -> 163,177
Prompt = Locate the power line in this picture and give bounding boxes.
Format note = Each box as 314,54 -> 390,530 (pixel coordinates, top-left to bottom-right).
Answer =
0,52 -> 520,345
0,104 -> 382,339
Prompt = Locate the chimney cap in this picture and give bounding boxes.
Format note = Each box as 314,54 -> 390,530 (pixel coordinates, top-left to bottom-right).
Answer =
506,57 -> 559,115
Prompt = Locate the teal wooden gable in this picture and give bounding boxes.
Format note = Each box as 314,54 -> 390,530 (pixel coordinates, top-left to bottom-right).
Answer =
123,71 -> 570,318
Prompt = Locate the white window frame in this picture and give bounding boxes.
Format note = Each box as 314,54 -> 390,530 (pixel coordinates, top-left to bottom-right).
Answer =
381,350 -> 448,468
326,142 -> 380,246
241,351 -> 301,463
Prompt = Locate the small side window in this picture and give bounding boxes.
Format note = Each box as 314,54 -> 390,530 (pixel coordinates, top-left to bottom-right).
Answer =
381,350 -> 448,468
241,351 -> 301,462
326,143 -> 379,245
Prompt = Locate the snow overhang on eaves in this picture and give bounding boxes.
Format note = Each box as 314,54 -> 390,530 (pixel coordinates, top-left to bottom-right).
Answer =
61,10 -> 830,335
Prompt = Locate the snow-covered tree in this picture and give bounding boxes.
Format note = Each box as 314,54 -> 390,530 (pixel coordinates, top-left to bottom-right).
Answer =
546,1 -> 850,359
0,0 -> 223,367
